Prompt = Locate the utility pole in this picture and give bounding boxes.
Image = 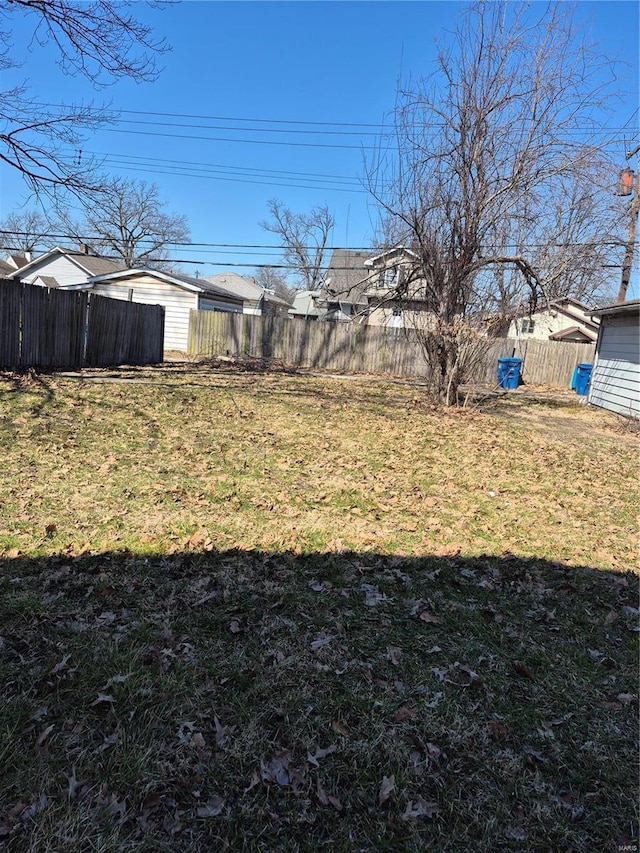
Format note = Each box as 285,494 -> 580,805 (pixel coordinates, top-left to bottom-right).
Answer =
617,145 -> 640,304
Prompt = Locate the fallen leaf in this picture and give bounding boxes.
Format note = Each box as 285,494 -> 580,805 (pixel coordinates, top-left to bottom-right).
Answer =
524,747 -> 546,764
513,660 -> 535,681
243,770 -> 260,793
307,744 -> 337,767
36,724 -> 55,748
394,704 -> 417,723
616,693 -> 637,705
316,777 -> 342,811
426,742 -> 442,760
214,715 -> 226,747
419,610 -> 440,625
488,720 -> 508,740
229,618 -> 242,634
386,646 -> 402,666
196,795 -> 225,818
362,583 -> 388,607
401,798 -> 439,820
91,693 -> 115,706
310,633 -> 334,651
331,719 -> 350,736
378,774 -> 395,806
261,750 -> 291,786
51,654 -> 72,675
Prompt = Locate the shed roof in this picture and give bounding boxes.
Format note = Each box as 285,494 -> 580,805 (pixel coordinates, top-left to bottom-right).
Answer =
88,267 -> 244,303
35,275 -> 61,288
548,325 -> 598,342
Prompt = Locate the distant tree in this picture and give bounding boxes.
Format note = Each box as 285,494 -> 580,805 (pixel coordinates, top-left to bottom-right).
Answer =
58,178 -> 190,268
0,0 -> 165,198
367,1 -> 624,405
254,266 -> 296,303
0,209 -> 52,254
260,199 -> 334,290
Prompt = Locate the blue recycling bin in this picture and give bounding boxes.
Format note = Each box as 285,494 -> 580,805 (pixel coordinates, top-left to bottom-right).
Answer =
575,363 -> 593,396
570,366 -> 579,390
497,357 -> 523,390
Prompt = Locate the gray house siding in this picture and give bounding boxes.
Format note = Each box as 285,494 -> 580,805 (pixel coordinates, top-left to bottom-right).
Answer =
588,313 -> 639,418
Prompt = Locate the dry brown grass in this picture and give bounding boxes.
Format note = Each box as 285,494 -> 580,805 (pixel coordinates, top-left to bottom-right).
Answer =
0,364 -> 637,851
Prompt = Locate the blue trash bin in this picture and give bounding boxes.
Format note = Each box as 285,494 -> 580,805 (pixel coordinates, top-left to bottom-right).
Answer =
497,357 -> 522,389
570,366 -> 579,391
575,363 -> 593,396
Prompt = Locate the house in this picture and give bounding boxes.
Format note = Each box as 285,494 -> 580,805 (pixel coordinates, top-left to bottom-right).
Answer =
321,249 -> 371,320
85,268 -> 244,352
0,258 -> 14,279
506,297 -> 600,343
8,246 -> 126,287
204,272 -> 292,317
3,252 -> 32,271
362,246 -> 428,328
288,289 -> 326,320
315,246 -> 431,328
587,299 -> 639,419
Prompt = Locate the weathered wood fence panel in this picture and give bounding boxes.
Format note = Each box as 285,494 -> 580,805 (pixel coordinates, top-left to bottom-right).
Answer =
21,286 -> 88,368
0,282 -> 164,369
0,280 -> 22,368
189,311 -> 597,390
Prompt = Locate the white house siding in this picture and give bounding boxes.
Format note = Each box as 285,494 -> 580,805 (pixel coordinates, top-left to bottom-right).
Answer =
91,276 -> 196,351
19,255 -> 90,288
507,308 -> 581,341
588,315 -> 639,418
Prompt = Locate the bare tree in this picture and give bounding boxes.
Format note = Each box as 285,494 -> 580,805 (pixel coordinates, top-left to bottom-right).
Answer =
58,178 -> 190,268
0,209 -> 52,254
260,199 -> 334,290
368,1 -> 624,405
254,265 -> 296,303
0,0 -> 165,198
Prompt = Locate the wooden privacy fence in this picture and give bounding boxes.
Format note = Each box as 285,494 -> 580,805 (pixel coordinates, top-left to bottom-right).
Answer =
189,310 -> 596,390
0,281 -> 164,369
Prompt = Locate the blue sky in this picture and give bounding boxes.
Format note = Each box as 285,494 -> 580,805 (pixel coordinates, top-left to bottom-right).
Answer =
1,1 -> 638,294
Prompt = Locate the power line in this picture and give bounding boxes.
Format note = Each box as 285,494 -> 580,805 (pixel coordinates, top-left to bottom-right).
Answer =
104,128 -> 380,151
87,151 -> 362,183
34,102 -> 389,130
33,101 -> 640,135
97,160 -> 368,194
0,230 -> 634,252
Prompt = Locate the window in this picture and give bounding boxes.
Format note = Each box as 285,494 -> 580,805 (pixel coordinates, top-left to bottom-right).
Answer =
392,306 -> 402,317
380,265 -> 399,287
520,318 -> 535,334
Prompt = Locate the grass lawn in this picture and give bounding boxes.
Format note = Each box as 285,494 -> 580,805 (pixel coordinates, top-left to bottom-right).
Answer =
0,363 -> 637,851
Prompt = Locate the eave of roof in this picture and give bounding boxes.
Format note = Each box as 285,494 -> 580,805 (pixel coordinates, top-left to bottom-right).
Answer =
363,245 -> 418,267
9,247 -> 125,279
548,325 -> 598,342
88,268 -> 243,302
590,299 -> 640,318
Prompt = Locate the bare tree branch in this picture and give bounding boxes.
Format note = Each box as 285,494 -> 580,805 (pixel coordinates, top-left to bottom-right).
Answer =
260,199 -> 334,290
366,0 -> 626,405
56,178 -> 190,268
0,0 -> 167,198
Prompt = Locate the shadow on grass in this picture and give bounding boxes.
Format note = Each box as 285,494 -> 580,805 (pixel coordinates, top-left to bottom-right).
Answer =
0,547 -> 637,852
